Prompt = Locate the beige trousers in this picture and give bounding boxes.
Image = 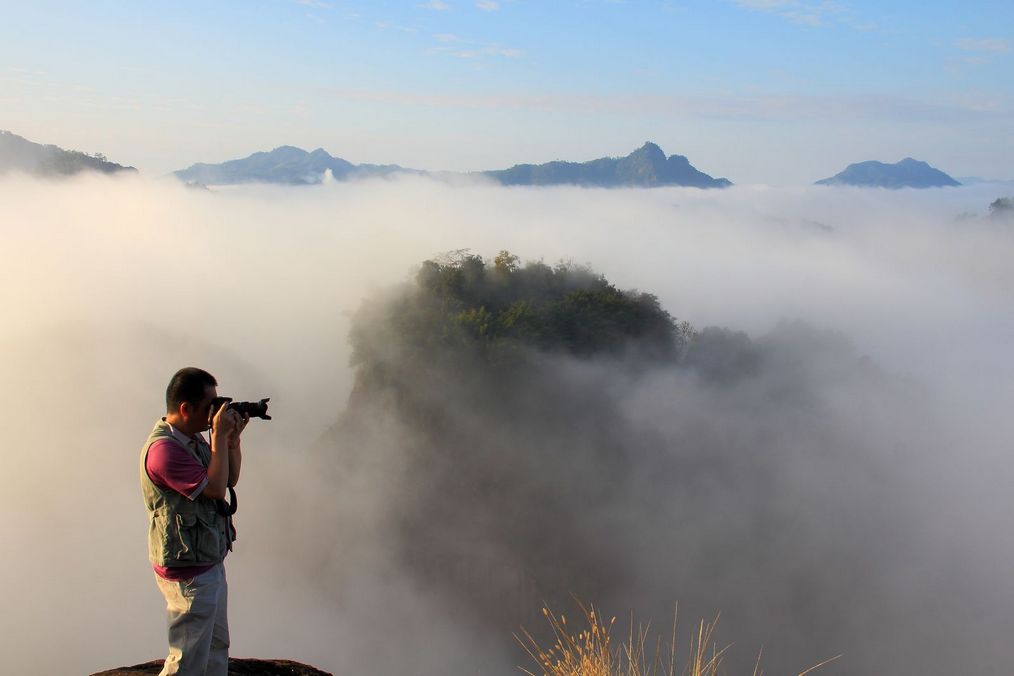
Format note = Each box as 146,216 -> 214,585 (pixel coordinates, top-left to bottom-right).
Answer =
154,563 -> 229,676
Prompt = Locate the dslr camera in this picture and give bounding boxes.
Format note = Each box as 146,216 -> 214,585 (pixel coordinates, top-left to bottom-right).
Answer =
210,396 -> 272,421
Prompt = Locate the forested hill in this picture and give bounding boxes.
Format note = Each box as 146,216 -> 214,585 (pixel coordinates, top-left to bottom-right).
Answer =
326,251 -> 758,628
313,250 -> 950,674
0,130 -> 135,177
348,250 -> 690,383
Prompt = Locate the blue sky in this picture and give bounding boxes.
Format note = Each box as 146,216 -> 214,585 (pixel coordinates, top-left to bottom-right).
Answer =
2,0 -> 1012,183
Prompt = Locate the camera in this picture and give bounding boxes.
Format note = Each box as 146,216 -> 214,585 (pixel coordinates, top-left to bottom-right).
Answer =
210,396 -> 272,421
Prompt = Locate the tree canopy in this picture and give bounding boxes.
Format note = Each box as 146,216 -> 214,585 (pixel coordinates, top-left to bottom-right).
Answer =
350,250 -> 689,374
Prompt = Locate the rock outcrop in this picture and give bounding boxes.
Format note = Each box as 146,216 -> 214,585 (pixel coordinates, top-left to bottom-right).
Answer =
91,658 -> 332,676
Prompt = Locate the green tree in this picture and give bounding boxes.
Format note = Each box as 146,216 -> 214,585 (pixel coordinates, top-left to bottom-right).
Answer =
352,250 -> 686,371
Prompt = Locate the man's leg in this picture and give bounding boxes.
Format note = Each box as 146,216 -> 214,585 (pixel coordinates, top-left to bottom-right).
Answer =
206,564 -> 230,676
155,568 -> 222,676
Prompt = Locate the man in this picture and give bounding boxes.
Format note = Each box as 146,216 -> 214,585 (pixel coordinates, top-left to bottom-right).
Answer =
140,367 -> 248,676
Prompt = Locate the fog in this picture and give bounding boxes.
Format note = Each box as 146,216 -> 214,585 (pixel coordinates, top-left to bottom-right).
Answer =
0,172 -> 1011,674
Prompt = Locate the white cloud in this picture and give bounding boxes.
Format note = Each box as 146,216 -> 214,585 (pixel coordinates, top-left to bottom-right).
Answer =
735,0 -> 794,8
731,0 -> 850,27
321,87 -> 1010,125
376,21 -> 419,33
428,44 -> 523,59
421,0 -> 451,9
956,38 -> 1010,54
476,0 -> 499,9
952,38 -> 1010,68
427,33 -> 523,60
294,0 -> 332,8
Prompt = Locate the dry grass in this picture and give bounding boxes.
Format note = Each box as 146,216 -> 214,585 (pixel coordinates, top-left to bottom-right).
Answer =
516,601 -> 840,676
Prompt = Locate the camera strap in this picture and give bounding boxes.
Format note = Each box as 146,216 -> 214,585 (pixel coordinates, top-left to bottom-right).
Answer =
215,486 -> 238,516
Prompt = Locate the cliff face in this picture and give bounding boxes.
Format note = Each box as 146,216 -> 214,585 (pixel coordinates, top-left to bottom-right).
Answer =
91,658 -> 332,676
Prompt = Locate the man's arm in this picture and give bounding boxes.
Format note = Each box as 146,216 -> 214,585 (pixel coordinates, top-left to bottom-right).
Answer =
203,406 -> 239,500
227,414 -> 247,487
146,440 -> 208,500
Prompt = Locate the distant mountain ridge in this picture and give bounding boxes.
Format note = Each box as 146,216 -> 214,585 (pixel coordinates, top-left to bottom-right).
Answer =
816,158 -> 960,188
480,142 -> 731,188
0,130 -> 981,189
0,130 -> 135,177
173,142 -> 731,188
173,145 -> 415,185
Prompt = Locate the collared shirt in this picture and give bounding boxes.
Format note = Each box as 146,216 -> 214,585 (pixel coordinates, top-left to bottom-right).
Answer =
146,418 -> 210,500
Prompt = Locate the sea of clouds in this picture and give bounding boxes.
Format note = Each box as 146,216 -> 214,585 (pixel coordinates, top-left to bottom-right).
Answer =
0,173 -> 1011,674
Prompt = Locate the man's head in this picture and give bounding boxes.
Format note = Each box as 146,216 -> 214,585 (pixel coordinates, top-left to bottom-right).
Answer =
165,367 -> 218,435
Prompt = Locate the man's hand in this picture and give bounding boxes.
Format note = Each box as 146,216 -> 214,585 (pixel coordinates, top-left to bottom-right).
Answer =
230,412 -> 250,447
227,412 -> 246,488
205,405 -> 240,500
211,405 -> 241,451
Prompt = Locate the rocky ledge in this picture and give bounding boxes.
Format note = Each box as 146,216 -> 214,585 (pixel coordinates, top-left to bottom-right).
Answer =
91,658 -> 332,675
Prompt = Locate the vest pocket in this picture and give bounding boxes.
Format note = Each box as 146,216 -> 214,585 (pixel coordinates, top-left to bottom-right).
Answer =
174,513 -> 198,562
195,511 -> 225,560
149,512 -> 169,563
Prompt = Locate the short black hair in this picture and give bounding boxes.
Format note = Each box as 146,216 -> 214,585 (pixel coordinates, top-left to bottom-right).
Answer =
166,367 -> 217,412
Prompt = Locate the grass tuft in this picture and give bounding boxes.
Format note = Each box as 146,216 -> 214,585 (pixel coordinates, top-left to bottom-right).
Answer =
516,600 -> 840,676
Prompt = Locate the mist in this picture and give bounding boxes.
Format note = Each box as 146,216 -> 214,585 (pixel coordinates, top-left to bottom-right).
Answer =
0,172 -> 1011,674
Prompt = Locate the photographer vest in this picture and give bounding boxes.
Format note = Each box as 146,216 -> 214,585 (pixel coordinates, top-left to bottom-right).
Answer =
140,419 -> 234,568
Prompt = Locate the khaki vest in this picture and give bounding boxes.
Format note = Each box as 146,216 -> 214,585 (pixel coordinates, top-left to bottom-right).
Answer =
140,419 -> 234,567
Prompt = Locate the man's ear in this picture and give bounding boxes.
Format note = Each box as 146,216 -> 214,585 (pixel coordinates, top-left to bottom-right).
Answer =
178,401 -> 191,419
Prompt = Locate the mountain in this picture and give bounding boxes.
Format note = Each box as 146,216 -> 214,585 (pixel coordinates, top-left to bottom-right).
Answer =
816,158 -> 960,188
173,146 -> 414,185
481,142 -> 732,188
0,130 -> 135,177
172,142 -> 732,188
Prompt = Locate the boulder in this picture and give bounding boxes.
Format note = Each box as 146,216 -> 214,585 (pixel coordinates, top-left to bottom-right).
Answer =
91,658 -> 332,676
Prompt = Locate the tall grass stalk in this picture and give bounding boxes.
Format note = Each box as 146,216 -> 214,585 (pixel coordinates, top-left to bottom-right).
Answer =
516,601 -> 840,676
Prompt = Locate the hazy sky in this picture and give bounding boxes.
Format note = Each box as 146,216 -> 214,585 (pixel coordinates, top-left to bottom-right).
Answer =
2,0 -> 1012,183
